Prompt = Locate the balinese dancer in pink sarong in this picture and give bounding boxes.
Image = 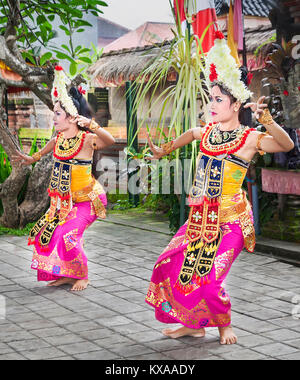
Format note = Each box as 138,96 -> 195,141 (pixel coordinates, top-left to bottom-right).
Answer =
12,66 -> 115,291
145,33 -> 294,344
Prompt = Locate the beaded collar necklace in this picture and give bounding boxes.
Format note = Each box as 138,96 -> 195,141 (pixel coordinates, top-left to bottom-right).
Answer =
200,123 -> 254,156
54,130 -> 87,160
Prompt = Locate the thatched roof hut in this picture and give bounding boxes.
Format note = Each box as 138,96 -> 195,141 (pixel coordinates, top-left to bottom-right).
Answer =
88,25 -> 275,88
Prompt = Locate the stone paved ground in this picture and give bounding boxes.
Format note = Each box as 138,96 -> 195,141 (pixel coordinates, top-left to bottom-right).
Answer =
0,213 -> 300,360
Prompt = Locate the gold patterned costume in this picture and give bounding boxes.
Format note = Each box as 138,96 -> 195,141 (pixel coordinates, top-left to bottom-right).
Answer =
29,133 -> 107,282
145,123 -> 256,328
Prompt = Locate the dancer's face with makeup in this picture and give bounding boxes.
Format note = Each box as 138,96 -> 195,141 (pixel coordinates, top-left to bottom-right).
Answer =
209,85 -> 241,124
53,102 -> 77,132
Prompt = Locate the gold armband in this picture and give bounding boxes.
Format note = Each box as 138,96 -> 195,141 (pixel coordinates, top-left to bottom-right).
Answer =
161,140 -> 174,155
258,109 -> 274,126
256,132 -> 269,156
32,151 -> 42,162
89,118 -> 101,132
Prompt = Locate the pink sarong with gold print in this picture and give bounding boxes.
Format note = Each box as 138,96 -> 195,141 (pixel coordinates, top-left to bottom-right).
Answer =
31,193 -> 107,281
146,219 -> 246,328
29,158 -> 107,281
146,151 -> 256,328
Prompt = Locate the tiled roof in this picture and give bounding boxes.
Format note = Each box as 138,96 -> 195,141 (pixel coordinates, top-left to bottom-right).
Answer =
89,25 -> 275,87
103,22 -> 174,54
215,0 -> 274,18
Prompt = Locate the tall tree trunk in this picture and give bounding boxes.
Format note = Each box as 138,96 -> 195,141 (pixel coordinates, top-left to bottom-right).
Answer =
19,153 -> 53,229
0,113 -> 53,228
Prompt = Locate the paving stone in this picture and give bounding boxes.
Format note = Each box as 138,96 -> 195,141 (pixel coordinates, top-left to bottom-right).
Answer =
0,212 -> 299,360
0,352 -> 26,360
251,342 -> 298,358
163,346 -> 213,360
45,333 -> 85,346
108,343 -> 155,358
73,349 -> 121,360
218,348 -> 269,360
0,343 -> 14,355
7,338 -> 50,352
94,335 -> 136,349
57,341 -> 101,355
22,347 -> 67,360
237,334 -> 274,348
261,328 -> 300,342
280,351 -> 300,360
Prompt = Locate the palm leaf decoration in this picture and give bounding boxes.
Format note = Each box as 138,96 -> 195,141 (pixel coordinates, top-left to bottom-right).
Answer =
127,0 -> 211,186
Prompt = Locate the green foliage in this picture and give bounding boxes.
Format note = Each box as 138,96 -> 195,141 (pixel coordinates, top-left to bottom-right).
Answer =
0,144 -> 11,184
0,0 -> 107,77
125,3 -> 210,229
0,222 -> 36,236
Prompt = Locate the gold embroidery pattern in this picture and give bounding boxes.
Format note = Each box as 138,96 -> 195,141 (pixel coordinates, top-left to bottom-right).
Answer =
64,207 -> 78,223
155,258 -> 171,270
72,178 -> 106,219
218,287 -> 231,305
146,278 -> 231,327
32,246 -> 87,279
214,248 -> 235,280
161,235 -> 186,255
63,229 -> 79,252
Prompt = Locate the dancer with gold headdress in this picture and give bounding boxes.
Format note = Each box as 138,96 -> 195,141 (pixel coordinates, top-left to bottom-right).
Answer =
12,66 -> 115,291
145,32 -> 294,344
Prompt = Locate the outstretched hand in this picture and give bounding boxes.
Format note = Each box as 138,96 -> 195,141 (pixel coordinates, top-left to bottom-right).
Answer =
144,131 -> 165,161
244,96 -> 268,120
10,150 -> 35,166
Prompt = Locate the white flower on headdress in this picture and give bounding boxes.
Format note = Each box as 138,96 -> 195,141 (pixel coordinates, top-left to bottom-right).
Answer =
205,33 -> 253,104
52,65 -> 78,117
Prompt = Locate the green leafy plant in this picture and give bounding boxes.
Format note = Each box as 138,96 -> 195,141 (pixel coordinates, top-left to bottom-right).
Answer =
0,0 -> 107,77
124,1 -> 210,228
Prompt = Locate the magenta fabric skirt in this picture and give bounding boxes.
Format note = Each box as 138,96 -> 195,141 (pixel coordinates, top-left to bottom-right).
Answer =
145,220 -> 245,328
31,194 -> 107,281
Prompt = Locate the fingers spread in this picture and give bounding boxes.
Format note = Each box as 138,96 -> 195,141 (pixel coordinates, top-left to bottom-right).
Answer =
258,96 -> 266,104
244,103 -> 255,109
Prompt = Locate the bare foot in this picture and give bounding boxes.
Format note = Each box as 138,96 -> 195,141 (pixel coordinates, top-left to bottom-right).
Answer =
218,326 -> 237,345
47,277 -> 75,287
71,279 -> 90,292
162,326 -> 205,339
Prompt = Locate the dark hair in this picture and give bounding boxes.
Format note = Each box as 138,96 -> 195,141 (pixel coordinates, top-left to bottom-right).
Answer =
56,87 -> 98,176
212,66 -> 252,127
57,86 -> 94,131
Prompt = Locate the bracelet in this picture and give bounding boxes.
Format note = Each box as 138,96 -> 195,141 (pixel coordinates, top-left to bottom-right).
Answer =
256,132 -> 270,156
32,151 -> 42,162
161,140 -> 174,155
258,109 -> 274,126
89,118 -> 101,132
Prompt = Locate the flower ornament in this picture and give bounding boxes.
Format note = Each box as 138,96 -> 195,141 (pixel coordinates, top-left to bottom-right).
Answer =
78,86 -> 86,95
215,31 -> 225,40
209,64 -> 218,82
51,65 -> 78,117
205,33 -> 253,104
